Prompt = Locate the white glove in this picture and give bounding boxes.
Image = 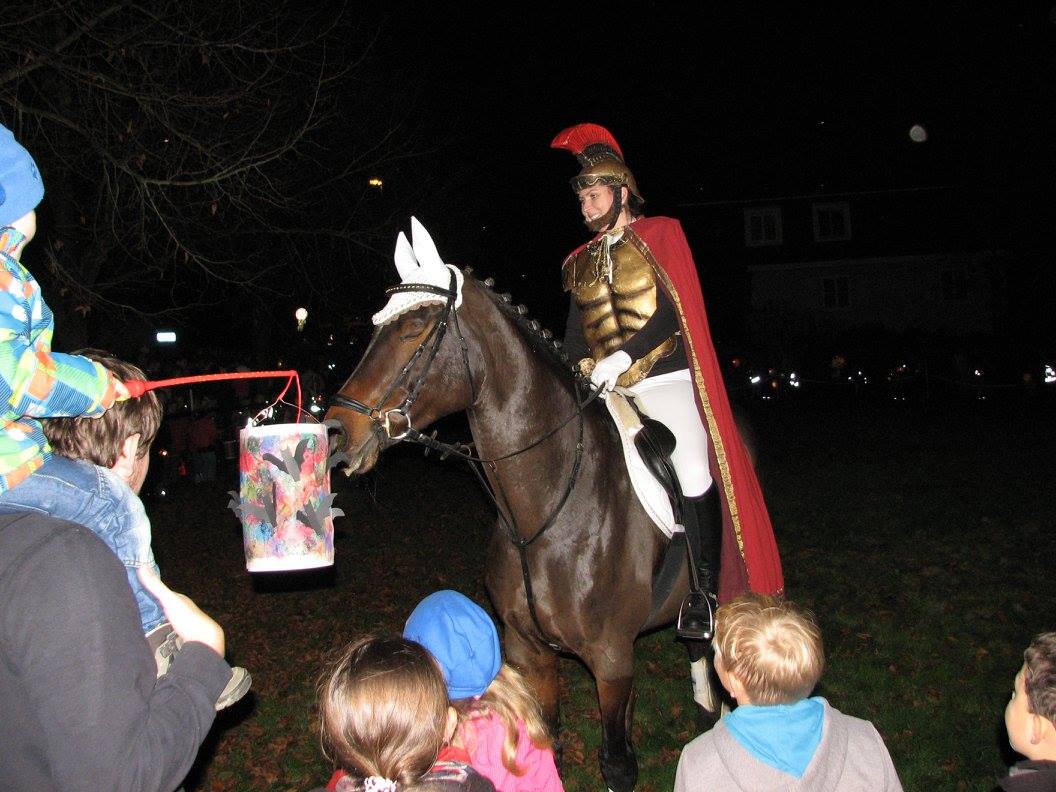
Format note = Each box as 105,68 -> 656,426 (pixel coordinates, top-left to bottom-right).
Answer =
590,350 -> 632,391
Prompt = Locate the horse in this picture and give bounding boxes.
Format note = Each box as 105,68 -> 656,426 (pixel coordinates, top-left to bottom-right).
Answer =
327,219 -> 723,791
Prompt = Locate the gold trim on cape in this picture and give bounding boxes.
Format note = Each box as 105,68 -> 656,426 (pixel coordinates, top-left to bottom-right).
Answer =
623,228 -> 746,562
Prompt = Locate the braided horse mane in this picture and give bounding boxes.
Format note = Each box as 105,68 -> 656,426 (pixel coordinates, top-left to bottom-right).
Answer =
463,267 -> 591,390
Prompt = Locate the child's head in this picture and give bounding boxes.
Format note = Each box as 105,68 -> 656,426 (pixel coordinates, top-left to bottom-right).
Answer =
42,349 -> 162,492
1005,632 -> 1056,761
403,590 -> 501,701
0,124 -> 45,253
713,593 -> 824,706
319,634 -> 455,787
404,590 -> 552,776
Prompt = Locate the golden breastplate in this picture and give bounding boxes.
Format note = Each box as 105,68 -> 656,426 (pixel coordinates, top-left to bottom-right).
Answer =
562,231 -> 676,386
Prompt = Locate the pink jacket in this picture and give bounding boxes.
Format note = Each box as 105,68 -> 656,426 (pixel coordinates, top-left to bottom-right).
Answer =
459,712 -> 564,792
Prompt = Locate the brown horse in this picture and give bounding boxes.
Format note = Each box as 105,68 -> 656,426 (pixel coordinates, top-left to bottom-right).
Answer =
327,220 -> 720,791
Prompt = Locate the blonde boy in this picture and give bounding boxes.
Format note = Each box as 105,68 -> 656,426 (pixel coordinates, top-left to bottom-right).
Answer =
1000,632 -> 1056,790
675,594 -> 902,791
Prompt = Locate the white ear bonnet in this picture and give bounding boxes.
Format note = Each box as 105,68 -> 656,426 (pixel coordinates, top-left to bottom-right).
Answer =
371,216 -> 464,326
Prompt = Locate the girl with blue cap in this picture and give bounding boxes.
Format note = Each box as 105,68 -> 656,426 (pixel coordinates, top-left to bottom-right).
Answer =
405,590 -> 564,792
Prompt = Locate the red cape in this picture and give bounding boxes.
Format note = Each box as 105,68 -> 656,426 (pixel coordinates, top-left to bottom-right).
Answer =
579,216 -> 784,600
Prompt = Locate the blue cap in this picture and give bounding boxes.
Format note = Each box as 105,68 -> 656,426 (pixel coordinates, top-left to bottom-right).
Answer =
404,590 -> 501,700
0,124 -> 45,228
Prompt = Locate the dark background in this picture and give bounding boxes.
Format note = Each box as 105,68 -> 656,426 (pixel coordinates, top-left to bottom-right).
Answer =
5,3 -> 1054,372
330,3 -> 1056,354
381,4 -> 1054,264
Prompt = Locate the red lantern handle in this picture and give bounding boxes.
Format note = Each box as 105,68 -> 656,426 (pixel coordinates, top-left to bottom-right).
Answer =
123,370 -> 303,418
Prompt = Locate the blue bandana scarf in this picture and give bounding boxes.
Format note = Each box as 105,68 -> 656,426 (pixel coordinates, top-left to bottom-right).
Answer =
724,697 -> 825,778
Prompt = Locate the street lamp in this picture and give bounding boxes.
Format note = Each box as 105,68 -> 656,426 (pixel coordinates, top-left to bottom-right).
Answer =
295,307 -> 308,331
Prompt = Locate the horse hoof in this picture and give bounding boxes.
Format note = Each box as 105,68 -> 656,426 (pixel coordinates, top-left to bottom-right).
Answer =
599,748 -> 638,792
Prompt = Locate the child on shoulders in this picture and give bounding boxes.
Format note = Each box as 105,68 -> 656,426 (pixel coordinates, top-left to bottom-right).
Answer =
0,350 -> 250,709
404,590 -> 564,792
675,593 -> 902,791
316,634 -> 496,792
0,123 -> 126,492
1000,632 -> 1056,791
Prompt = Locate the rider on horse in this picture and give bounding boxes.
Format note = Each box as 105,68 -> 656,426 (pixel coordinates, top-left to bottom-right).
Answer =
551,124 -> 784,620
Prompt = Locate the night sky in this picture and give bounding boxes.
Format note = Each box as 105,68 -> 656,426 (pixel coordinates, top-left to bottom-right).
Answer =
365,3 -> 1054,311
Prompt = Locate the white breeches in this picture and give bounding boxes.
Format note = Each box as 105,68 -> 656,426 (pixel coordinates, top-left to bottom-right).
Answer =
628,369 -> 713,497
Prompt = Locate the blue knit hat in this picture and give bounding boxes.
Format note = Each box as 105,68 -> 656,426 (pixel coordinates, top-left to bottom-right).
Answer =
0,124 -> 45,228
404,590 -> 501,700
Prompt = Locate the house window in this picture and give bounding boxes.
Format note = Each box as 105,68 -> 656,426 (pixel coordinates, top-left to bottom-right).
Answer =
821,276 -> 850,309
940,267 -> 967,300
744,206 -> 782,247
813,202 -> 851,242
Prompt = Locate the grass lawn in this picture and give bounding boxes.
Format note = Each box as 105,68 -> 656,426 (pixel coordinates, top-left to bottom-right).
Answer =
151,394 -> 1055,791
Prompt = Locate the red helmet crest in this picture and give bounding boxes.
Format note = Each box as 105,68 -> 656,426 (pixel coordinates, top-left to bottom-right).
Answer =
551,123 -> 642,204
550,123 -> 625,162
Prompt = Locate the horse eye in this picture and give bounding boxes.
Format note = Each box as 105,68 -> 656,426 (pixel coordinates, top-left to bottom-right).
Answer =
398,316 -> 427,340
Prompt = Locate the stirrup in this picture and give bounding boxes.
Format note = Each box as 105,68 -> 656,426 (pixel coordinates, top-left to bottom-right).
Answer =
676,590 -> 717,642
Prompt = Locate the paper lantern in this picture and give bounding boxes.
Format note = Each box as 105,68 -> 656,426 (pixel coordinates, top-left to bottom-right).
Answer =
237,422 -> 336,571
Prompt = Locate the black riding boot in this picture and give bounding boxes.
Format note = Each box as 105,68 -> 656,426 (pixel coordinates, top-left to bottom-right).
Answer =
676,487 -> 722,643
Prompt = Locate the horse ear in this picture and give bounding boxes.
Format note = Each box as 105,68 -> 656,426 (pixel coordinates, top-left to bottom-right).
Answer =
394,231 -> 418,280
410,216 -> 444,272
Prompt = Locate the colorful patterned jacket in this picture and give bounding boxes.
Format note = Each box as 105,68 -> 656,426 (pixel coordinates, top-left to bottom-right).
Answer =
0,227 -> 119,492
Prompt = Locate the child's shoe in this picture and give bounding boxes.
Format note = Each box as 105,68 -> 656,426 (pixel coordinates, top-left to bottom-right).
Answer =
146,621 -> 252,710
146,621 -> 182,676
215,666 -> 252,710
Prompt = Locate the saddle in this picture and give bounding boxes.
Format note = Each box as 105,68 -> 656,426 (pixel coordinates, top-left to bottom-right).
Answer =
633,416 -> 682,523
614,394 -> 714,641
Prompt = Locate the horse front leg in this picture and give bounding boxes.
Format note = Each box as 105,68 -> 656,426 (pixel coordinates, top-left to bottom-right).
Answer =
588,636 -> 638,792
596,673 -> 637,792
503,627 -> 561,754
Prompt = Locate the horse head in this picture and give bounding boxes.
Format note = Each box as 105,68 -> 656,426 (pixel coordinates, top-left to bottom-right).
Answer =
326,218 -> 483,474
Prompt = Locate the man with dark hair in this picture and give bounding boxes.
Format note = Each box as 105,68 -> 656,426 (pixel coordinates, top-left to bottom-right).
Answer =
0,509 -> 232,791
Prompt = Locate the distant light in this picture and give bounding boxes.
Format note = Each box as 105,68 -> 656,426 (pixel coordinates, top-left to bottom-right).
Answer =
1044,364 -> 1055,384
368,177 -> 383,188
974,369 -> 983,378
156,331 -> 177,343
295,307 -> 308,331
749,375 -> 761,384
309,404 -> 322,414
909,124 -> 928,143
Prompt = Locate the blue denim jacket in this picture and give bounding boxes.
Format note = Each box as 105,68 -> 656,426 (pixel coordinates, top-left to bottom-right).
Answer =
0,455 -> 164,632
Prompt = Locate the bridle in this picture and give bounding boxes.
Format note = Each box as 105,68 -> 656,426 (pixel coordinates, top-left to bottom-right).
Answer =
330,269 -> 603,463
330,269 -> 603,649
329,271 -> 460,442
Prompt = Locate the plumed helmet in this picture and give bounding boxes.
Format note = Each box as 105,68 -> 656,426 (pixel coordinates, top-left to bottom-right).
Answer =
551,123 -> 643,204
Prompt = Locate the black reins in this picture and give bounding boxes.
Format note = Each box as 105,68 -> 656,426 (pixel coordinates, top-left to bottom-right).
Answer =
331,271 -> 603,649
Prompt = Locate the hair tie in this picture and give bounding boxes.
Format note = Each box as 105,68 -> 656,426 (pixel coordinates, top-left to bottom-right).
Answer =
364,776 -> 397,792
